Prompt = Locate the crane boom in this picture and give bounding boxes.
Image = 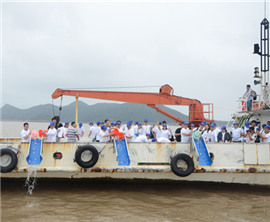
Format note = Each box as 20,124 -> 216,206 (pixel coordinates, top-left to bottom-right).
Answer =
51,84 -> 214,125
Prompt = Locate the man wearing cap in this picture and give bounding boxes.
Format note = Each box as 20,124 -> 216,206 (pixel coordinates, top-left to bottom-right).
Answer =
95,121 -> 102,142
124,122 -> 135,142
181,122 -> 191,143
142,119 -> 151,136
99,125 -> 111,142
230,123 -> 243,142
114,121 -> 123,132
217,126 -> 232,143
209,122 -> 220,143
46,121 -> 57,142
241,85 -> 253,111
256,125 -> 270,143
77,123 -> 85,138
88,122 -> 95,141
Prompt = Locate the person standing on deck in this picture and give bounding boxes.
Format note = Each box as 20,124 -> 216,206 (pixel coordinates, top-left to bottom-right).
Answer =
115,121 -> 124,133
57,123 -> 65,140
256,125 -> 270,143
230,123 -> 243,142
21,122 -> 31,142
241,85 -> 253,111
99,125 -> 111,142
78,123 -> 85,138
95,121 -> 102,142
67,122 -> 79,143
202,124 -> 211,142
245,127 -> 257,143
88,122 -> 95,141
46,122 -> 57,142
160,124 -> 171,140
180,122 -> 192,143
217,126 -> 232,143
124,122 -> 135,142
142,119 -> 151,135
152,121 -> 162,139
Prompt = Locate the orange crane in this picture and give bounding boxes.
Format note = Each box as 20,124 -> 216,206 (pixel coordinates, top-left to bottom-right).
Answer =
51,84 -> 214,125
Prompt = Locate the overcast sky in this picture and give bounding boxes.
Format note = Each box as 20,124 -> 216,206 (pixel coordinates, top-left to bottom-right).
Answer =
1,0 -> 268,121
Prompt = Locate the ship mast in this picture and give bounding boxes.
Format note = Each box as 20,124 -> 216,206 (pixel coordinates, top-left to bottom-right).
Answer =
254,16 -> 270,108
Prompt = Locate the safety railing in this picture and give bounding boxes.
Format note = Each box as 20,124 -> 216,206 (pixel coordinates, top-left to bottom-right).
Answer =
202,103 -> 214,121
239,99 -> 264,112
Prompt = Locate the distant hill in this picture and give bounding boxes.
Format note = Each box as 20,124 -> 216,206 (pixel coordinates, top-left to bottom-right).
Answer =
0,102 -> 228,125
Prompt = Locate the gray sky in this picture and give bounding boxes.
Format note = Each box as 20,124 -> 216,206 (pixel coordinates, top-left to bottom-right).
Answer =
1,0 -> 268,120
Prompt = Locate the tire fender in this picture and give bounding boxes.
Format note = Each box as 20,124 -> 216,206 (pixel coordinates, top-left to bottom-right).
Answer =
75,145 -> 99,169
170,153 -> 194,177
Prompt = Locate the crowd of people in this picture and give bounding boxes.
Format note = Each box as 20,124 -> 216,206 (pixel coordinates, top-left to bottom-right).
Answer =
20,117 -> 270,144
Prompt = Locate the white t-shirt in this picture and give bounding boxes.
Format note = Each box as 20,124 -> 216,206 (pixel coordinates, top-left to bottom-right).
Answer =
231,128 -> 243,142
262,132 -> 270,143
161,129 -> 170,139
89,126 -> 96,139
208,130 -> 216,143
96,127 -> 101,141
116,127 -> 123,133
213,128 -> 220,142
99,130 -> 110,142
142,125 -> 151,135
78,127 -> 85,137
134,135 -> 150,143
157,137 -> 171,143
124,128 -> 135,142
57,127 -> 65,138
21,129 -> 31,142
181,128 -> 190,143
153,126 -> 162,139
202,130 -> 210,142
47,128 -> 57,142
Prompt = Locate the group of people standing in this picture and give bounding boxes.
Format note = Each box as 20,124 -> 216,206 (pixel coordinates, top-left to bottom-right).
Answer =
21,117 -> 270,144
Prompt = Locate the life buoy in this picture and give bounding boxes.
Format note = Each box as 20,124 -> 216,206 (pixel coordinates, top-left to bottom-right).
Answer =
0,148 -> 18,173
171,153 -> 194,177
75,145 -> 99,169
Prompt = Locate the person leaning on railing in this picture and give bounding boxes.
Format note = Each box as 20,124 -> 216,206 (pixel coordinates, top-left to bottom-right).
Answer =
241,84 -> 253,111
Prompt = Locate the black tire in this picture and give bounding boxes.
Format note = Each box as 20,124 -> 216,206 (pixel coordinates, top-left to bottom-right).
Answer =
75,145 -> 99,169
0,148 -> 18,173
171,153 -> 194,177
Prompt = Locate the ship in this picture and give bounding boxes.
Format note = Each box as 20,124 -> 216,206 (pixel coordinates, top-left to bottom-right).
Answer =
1,18 -> 269,186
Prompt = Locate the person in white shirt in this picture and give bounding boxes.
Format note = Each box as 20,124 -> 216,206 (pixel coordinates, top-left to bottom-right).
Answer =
88,122 -> 95,141
133,121 -> 139,133
142,119 -> 151,135
256,125 -> 270,143
152,121 -> 162,139
95,121 -> 102,142
134,134 -> 151,142
21,122 -> 31,142
137,123 -> 143,135
57,123 -> 65,139
202,124 -> 210,142
160,124 -> 171,140
124,122 -> 135,142
99,125 -> 111,143
181,122 -> 192,143
46,121 -> 57,142
230,123 -> 243,142
77,123 -> 85,138
115,121 -> 124,133
162,121 -> 173,140
209,122 -> 220,143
